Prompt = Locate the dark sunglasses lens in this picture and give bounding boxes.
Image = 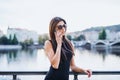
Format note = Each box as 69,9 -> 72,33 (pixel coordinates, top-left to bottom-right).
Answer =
63,25 -> 66,28
58,25 -> 63,29
58,25 -> 66,30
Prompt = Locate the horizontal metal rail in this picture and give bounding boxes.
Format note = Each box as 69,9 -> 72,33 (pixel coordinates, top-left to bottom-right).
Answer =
0,71 -> 120,80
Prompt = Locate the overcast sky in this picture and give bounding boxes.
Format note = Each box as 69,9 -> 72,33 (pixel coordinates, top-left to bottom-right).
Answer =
0,0 -> 120,34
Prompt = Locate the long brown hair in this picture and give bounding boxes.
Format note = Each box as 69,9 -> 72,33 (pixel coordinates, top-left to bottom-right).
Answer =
49,17 -> 66,40
49,17 -> 74,61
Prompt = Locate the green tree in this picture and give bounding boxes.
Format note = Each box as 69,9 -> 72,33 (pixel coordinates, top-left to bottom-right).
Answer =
8,34 -> 12,44
24,39 -> 31,46
38,34 -> 49,45
77,34 -> 86,41
98,28 -> 107,40
12,34 -> 18,45
67,35 -> 72,40
29,38 -> 33,45
38,36 -> 43,44
0,36 -> 9,45
73,34 -> 86,41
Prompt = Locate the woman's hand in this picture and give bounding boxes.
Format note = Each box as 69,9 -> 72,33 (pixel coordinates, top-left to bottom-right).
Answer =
55,31 -> 63,46
84,69 -> 92,78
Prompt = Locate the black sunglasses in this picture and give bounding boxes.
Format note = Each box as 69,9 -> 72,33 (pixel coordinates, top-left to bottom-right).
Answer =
57,24 -> 67,30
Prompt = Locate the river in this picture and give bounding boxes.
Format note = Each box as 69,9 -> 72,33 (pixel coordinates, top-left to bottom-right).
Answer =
0,47 -> 120,80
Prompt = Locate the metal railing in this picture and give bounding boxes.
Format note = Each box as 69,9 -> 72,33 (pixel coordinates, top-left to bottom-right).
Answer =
0,71 -> 120,80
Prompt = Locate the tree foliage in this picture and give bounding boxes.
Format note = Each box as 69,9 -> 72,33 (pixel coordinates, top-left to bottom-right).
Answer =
38,34 -> 49,45
0,36 -> 9,45
67,34 -> 72,40
12,34 -> 19,45
98,28 -> 107,40
72,34 -> 86,41
0,34 -> 19,45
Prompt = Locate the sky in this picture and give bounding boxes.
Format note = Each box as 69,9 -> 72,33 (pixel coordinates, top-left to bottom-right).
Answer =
0,0 -> 120,34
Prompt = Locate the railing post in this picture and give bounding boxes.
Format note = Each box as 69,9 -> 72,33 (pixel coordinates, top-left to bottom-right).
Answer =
73,74 -> 78,80
13,74 -> 17,80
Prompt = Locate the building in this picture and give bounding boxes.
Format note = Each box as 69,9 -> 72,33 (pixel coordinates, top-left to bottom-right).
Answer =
83,30 -> 99,42
7,27 -> 39,44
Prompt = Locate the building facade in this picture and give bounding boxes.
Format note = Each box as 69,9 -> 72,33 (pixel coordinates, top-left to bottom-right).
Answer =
7,27 -> 39,44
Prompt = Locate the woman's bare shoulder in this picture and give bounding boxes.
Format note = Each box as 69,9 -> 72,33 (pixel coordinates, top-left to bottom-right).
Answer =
44,40 -> 54,56
44,40 -> 52,49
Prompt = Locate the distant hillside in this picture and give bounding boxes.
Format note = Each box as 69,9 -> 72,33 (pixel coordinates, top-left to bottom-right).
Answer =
82,24 -> 120,32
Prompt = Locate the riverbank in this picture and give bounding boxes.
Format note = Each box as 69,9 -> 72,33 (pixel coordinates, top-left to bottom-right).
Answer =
0,45 -> 22,50
27,45 -> 43,49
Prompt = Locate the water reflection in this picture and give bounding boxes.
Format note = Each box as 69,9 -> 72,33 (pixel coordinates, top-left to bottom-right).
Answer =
7,50 -> 18,63
0,47 -> 120,71
0,48 -> 120,80
0,49 -> 38,65
76,47 -> 120,62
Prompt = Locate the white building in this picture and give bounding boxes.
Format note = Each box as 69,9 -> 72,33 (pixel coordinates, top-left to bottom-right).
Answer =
117,32 -> 120,40
106,30 -> 120,41
83,29 -> 120,42
7,27 -> 39,44
83,30 -> 99,42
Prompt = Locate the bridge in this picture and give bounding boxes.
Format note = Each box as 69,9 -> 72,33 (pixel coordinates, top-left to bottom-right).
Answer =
72,40 -> 120,47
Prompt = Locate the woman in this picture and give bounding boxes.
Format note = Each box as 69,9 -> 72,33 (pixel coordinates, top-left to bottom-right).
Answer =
44,17 -> 92,80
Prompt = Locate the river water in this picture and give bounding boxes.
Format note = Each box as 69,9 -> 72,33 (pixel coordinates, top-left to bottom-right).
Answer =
0,47 -> 120,80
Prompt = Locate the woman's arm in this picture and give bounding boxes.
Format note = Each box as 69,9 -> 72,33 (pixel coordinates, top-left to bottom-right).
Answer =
70,56 -> 85,73
44,40 -> 61,69
70,56 -> 92,78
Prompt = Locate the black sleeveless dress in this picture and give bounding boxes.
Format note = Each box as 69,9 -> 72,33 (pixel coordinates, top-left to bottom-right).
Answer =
44,40 -> 73,80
